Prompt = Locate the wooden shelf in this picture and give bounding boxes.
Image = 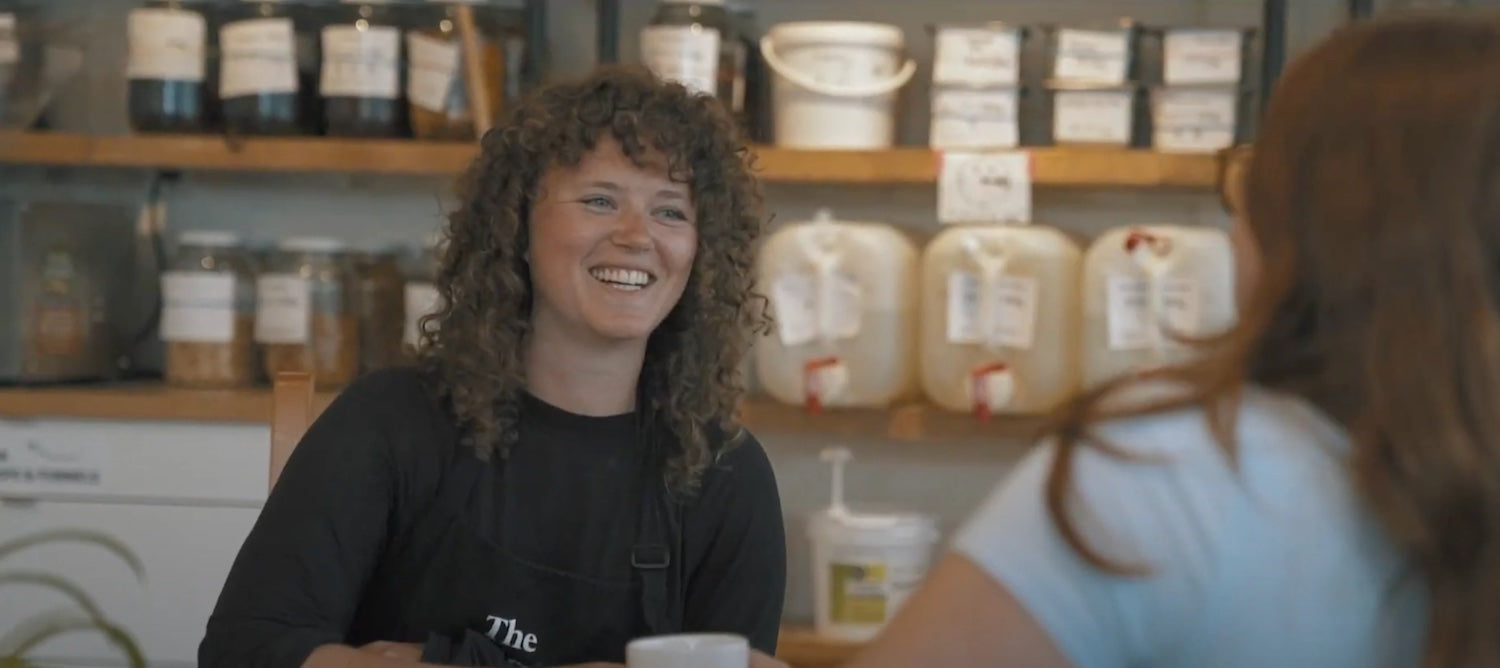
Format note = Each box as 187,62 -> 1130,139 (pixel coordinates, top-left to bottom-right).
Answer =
0,131 -> 1219,188
777,625 -> 865,668
0,382 -> 1046,443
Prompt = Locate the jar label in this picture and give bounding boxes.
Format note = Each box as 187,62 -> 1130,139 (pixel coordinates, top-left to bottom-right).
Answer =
1164,29 -> 1244,85
0,13 -> 18,65
254,274 -> 311,344
640,24 -> 720,97
945,270 -> 1037,349
321,24 -> 401,100
161,272 -> 237,343
769,270 -> 863,347
933,27 -> 1021,87
1053,28 -> 1130,85
407,32 -> 461,113
127,8 -> 207,82
404,281 -> 440,347
1153,88 -> 1237,153
1106,274 -> 1200,351
1053,89 -> 1134,145
220,18 -> 298,97
930,87 -> 1019,150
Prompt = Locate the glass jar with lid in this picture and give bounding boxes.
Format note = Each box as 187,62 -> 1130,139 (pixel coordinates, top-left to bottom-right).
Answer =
218,0 -> 322,135
403,234 -> 442,353
159,229 -> 258,388
127,0 -> 216,133
640,0 -> 745,115
405,0 -> 511,141
321,0 -> 407,137
353,244 -> 405,372
255,236 -> 360,390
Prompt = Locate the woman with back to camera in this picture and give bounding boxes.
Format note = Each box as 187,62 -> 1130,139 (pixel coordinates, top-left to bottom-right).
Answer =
199,65 -> 786,668
748,12 -> 1500,668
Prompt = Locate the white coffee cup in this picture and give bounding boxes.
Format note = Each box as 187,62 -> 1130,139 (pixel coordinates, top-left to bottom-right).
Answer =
625,633 -> 749,668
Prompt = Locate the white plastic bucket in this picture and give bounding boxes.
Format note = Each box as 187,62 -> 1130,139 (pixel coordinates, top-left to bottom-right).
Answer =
760,21 -> 917,150
807,507 -> 939,642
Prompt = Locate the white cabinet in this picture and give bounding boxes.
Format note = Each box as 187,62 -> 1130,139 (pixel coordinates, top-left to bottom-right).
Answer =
0,419 -> 268,668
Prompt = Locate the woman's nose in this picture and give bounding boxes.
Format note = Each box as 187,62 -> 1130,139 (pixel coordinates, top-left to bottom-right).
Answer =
612,208 -> 653,250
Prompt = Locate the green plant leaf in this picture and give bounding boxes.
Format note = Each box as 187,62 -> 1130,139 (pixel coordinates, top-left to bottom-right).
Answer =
0,572 -> 107,622
0,530 -> 144,581
0,609 -> 145,668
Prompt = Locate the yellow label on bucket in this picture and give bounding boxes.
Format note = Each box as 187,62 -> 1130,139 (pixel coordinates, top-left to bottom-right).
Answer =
829,562 -> 888,624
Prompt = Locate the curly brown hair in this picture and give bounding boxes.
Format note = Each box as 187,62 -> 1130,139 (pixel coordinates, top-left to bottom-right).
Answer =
413,65 -> 767,496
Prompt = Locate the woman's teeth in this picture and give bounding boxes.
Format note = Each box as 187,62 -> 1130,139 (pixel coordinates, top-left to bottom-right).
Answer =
590,267 -> 652,291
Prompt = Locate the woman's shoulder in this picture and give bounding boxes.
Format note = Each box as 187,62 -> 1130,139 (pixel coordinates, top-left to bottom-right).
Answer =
1086,381 -> 1347,462
317,365 -> 463,465
687,426 -> 779,509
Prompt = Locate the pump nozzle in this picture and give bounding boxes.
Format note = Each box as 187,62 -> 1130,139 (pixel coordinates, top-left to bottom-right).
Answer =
820,446 -> 853,515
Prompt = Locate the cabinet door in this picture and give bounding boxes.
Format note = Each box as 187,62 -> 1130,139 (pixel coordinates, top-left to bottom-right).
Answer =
0,500 -> 260,667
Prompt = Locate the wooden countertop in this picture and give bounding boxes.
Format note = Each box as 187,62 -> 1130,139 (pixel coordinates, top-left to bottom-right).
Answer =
0,383 -> 1047,444
777,626 -> 866,668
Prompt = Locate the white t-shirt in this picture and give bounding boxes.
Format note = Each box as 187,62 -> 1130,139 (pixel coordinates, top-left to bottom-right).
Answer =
953,386 -> 1428,668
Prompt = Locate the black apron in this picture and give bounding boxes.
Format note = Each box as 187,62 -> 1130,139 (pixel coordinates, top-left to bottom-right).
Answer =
395,443 -> 684,667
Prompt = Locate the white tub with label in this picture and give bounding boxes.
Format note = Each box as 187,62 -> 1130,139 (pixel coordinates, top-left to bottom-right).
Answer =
1081,224 -> 1237,388
928,24 -> 1027,150
755,209 -> 920,410
808,448 -> 939,643
760,21 -> 917,149
920,225 -> 1082,416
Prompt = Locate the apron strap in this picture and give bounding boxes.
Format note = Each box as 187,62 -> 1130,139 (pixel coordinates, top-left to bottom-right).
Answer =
631,423 -> 684,637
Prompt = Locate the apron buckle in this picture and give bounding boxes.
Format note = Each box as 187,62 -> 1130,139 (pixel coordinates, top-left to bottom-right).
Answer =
631,544 -> 671,569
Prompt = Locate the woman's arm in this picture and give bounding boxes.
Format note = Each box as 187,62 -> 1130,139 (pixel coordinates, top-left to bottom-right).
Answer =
199,372 -> 420,667
680,432 -> 788,655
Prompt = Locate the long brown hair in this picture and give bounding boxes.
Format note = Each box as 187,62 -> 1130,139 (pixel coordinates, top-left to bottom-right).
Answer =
416,66 -> 768,495
1046,13 -> 1500,666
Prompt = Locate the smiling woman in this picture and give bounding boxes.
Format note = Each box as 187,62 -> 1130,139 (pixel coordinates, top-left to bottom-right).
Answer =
197,66 -> 785,668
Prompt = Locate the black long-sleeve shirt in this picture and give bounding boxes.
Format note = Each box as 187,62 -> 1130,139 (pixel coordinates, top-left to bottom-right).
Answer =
199,367 -> 786,667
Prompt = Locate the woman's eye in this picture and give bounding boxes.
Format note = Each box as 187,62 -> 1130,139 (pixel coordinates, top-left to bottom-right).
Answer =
581,196 -> 615,210
656,207 -> 689,223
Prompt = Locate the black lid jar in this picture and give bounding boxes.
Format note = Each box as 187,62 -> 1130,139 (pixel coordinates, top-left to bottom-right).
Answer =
640,0 -> 744,114
218,0 -> 321,136
321,0 -> 407,138
126,0 -> 217,133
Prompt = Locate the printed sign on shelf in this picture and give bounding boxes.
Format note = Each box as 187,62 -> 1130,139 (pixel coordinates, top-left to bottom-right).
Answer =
938,151 -> 1033,225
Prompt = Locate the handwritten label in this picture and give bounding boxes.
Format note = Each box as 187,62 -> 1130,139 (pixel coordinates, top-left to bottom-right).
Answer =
1154,88 -> 1237,153
1106,275 -> 1201,350
220,18 -> 298,97
0,438 -> 110,494
770,271 -> 863,347
946,271 -> 1039,348
938,151 -> 1033,224
0,13 -> 16,65
1053,28 -> 1130,84
1164,29 -> 1243,85
640,25 -> 721,97
1053,89 -> 1134,145
254,274 -> 310,344
933,27 -> 1021,86
406,33 -> 460,112
126,8 -> 207,82
321,24 -> 401,99
160,272 -> 237,343
930,88 -> 1019,150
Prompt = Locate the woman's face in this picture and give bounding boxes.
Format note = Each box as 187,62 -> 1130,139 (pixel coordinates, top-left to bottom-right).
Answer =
526,136 -> 699,346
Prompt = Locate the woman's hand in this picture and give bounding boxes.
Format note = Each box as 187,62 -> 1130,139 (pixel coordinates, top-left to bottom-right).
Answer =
359,641 -> 424,662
